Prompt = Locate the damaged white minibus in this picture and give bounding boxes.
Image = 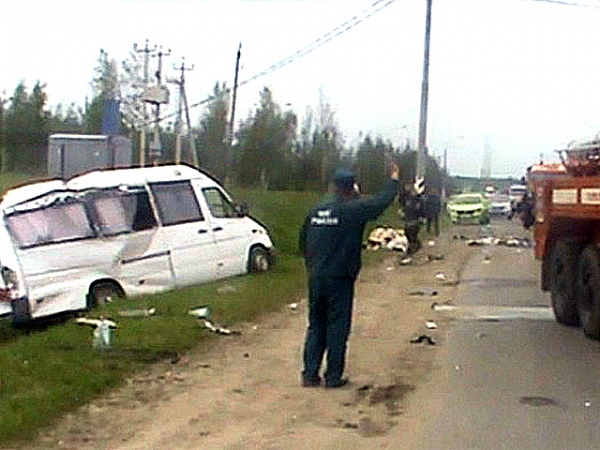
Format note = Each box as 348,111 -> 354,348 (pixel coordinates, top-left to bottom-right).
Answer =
0,164 -> 274,323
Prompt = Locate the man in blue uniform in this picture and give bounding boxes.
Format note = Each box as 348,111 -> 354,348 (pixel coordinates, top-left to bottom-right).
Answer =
299,163 -> 401,388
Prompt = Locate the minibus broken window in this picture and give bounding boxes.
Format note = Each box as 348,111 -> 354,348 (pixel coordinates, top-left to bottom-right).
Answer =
88,189 -> 157,236
6,201 -> 94,248
150,181 -> 204,226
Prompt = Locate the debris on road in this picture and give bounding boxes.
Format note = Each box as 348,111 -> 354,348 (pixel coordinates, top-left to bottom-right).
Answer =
188,305 -> 212,319
435,272 -> 447,281
425,320 -> 437,329
217,284 -> 238,294
75,317 -> 117,349
364,226 -> 409,253
201,319 -> 240,336
427,254 -> 445,261
410,334 -> 436,345
461,236 -> 532,248
118,307 -> 156,318
288,302 -> 299,311
400,257 -> 413,265
408,288 -> 438,297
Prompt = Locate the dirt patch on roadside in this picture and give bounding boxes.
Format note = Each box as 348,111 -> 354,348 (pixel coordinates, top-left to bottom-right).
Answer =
28,232 -> 475,450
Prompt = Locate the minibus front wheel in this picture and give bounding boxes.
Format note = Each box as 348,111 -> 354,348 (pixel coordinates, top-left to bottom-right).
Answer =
88,282 -> 124,309
248,246 -> 271,273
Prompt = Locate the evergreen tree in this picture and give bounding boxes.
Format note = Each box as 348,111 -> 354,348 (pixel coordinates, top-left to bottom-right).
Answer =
236,87 -> 297,189
3,81 -> 49,174
197,82 -> 230,181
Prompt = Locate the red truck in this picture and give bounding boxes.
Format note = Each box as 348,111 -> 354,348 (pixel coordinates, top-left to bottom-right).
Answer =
529,142 -> 600,340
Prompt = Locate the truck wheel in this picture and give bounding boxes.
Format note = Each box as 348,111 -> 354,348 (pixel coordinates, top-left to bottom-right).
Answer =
550,241 -> 581,327
577,245 -> 600,340
248,247 -> 271,273
88,282 -> 124,309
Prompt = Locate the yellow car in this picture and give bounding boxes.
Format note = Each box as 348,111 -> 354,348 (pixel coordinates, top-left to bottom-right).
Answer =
447,193 -> 490,225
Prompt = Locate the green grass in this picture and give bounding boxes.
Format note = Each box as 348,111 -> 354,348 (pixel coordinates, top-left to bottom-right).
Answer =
0,181 -> 403,447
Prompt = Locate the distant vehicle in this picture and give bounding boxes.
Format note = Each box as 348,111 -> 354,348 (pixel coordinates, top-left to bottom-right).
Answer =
509,184 -> 528,207
0,164 -> 274,323
446,193 -> 490,224
489,193 -> 511,216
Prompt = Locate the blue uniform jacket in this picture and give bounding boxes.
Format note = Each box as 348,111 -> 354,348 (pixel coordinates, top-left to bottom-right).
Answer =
299,179 -> 399,280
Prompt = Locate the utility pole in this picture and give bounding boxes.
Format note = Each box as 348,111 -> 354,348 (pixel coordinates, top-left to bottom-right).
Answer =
227,43 -> 242,184
416,0 -> 433,187
170,58 -> 197,166
133,39 -> 157,166
149,46 -> 171,165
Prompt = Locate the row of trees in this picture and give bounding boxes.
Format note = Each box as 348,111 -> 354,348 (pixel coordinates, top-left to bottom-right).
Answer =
0,62 -> 446,193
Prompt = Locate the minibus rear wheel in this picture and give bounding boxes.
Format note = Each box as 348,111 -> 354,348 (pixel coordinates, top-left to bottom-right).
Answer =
88,282 -> 124,309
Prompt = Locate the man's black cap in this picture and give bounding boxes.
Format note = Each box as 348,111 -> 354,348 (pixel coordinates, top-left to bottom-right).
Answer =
333,169 -> 357,192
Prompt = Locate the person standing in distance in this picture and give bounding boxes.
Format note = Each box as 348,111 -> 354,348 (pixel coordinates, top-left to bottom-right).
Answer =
299,162 -> 401,388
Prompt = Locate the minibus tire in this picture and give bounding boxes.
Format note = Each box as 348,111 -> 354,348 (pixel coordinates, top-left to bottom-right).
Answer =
88,282 -> 124,309
248,247 -> 270,273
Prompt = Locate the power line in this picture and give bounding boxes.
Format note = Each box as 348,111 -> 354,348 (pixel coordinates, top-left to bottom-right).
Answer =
527,0 -> 600,9
239,0 -> 398,88
156,0 -> 398,124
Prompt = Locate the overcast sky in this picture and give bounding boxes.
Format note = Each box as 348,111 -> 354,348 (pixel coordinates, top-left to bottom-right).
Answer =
3,0 -> 600,178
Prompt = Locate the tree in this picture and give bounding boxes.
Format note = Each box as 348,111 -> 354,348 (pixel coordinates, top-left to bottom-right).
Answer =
355,135 -> 390,194
196,82 -> 230,181
312,90 -> 342,191
236,87 -> 297,189
3,81 -> 49,173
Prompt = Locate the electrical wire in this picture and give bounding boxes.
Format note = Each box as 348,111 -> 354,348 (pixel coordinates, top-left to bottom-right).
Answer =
150,0 -> 600,127
153,0 -> 398,125
527,0 -> 600,9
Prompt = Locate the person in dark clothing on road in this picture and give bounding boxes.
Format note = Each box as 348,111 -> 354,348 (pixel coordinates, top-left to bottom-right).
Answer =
401,183 -> 425,255
424,186 -> 442,237
299,163 -> 401,388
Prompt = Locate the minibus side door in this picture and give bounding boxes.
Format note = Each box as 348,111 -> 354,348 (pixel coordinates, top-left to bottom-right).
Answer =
197,185 -> 251,277
149,181 -> 219,287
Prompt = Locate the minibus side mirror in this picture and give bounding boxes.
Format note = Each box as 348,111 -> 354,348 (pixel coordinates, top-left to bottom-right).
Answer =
235,202 -> 249,217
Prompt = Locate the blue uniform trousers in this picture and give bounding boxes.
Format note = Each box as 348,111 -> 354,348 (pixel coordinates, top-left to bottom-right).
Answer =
302,276 -> 354,386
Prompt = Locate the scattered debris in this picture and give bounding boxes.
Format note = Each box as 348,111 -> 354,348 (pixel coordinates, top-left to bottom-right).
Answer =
519,396 -> 562,408
217,284 -> 238,294
461,236 -> 532,248
427,240 -> 436,247
410,334 -> 436,345
188,305 -> 212,319
364,226 -> 409,253
118,307 -> 156,318
288,302 -> 299,311
201,319 -> 240,336
408,288 -> 438,297
425,320 -> 437,329
427,254 -> 445,261
399,257 -> 413,265
435,272 -> 446,281
432,303 -> 454,311
75,317 -> 117,349
584,401 -> 592,408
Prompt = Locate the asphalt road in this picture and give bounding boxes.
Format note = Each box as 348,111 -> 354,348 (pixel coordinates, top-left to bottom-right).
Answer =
405,217 -> 600,450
